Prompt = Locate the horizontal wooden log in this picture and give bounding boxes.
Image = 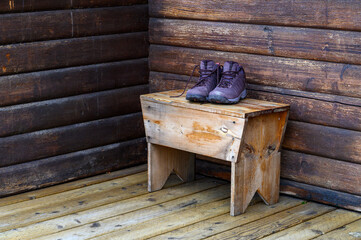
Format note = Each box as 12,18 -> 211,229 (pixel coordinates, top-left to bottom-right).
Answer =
281,150 -> 361,195
0,5 -> 148,45
149,0 -> 361,31
0,0 -> 147,13
0,58 -> 148,107
284,121 -> 361,164
0,32 -> 148,76
280,180 -> 361,212
150,18 -> 361,65
149,45 -> 361,98
149,71 -> 361,131
0,112 -> 145,168
0,84 -> 149,137
196,159 -> 361,212
0,138 -> 147,197
247,84 -> 361,107
246,89 -> 361,132
149,71 -> 361,107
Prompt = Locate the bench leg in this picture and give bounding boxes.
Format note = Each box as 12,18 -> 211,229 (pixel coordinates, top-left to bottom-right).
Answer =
230,158 -> 258,216
148,143 -> 195,192
257,152 -> 280,205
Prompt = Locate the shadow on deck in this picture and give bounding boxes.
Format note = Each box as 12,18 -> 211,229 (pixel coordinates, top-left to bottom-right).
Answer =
0,164 -> 360,240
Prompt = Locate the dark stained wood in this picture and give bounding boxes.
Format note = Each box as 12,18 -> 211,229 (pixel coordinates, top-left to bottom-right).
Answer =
149,71 -> 361,107
247,84 -> 361,107
196,159 -> 231,181
0,59 -> 148,107
0,6 -> 148,45
280,179 -> 361,212
72,5 -> 148,37
283,121 -> 361,164
0,138 -> 147,197
281,150 -> 361,195
73,0 -> 148,8
196,159 -> 361,212
0,0 -> 150,198
150,18 -> 361,65
0,32 -> 148,76
0,112 -> 145,168
0,0 -> 70,13
247,90 -> 361,132
0,0 -> 147,13
149,71 -> 361,131
149,0 -> 361,31
0,85 -> 148,137
149,45 -> 361,98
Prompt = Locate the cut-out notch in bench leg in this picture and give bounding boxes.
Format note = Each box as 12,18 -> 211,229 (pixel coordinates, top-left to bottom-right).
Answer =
148,143 -> 195,192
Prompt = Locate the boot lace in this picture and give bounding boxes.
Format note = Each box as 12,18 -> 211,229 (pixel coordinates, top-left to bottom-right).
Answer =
217,70 -> 237,88
171,64 -> 220,98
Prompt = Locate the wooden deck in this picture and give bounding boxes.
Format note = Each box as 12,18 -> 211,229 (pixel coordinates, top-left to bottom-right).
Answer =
0,165 -> 360,240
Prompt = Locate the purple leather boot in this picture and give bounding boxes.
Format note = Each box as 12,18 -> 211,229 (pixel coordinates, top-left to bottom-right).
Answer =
208,61 -> 247,104
185,60 -> 221,102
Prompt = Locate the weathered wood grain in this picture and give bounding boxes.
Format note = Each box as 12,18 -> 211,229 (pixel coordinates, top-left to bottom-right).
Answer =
281,150 -> 361,195
262,209 -> 361,240
149,0 -> 361,31
150,18 -> 361,65
148,143 -> 195,192
284,121 -> 361,164
0,5 -> 148,45
0,0 -> 147,13
36,186 -> 230,240
196,159 -> 361,212
149,71 -> 361,131
0,32 -> 148,76
196,159 -> 231,180
231,110 -> 288,215
0,138 -> 147,197
0,112 -> 145,168
148,196 -> 303,240
0,171 -> 149,232
208,202 -> 334,240
0,58 -> 148,107
149,71 -> 361,107
0,84 -> 148,137
281,180 -> 361,212
149,45 -> 361,98
0,177 -> 220,239
73,0 -> 148,8
247,84 -> 361,107
247,89 -> 361,132
197,149 -> 361,196
313,219 -> 361,240
0,164 -> 148,207
142,90 -> 289,119
141,98 -> 246,161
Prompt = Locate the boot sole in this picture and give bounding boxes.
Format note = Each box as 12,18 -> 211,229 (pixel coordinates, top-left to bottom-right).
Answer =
186,94 -> 207,102
208,89 -> 247,104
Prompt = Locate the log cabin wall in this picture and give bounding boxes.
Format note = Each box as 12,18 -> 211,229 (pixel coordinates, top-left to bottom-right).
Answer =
0,0 -> 149,196
148,0 -> 361,211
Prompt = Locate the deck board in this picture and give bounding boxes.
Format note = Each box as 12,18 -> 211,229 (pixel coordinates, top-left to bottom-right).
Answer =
0,165 -> 359,240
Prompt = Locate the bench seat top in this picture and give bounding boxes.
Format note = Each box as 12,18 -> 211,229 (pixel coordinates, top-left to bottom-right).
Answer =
141,90 -> 290,118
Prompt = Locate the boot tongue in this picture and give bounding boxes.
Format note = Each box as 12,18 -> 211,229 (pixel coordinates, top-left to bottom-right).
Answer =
223,61 -> 239,71
200,60 -> 216,70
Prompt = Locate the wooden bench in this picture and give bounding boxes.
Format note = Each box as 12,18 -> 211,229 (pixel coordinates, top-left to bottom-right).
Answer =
140,90 -> 290,216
